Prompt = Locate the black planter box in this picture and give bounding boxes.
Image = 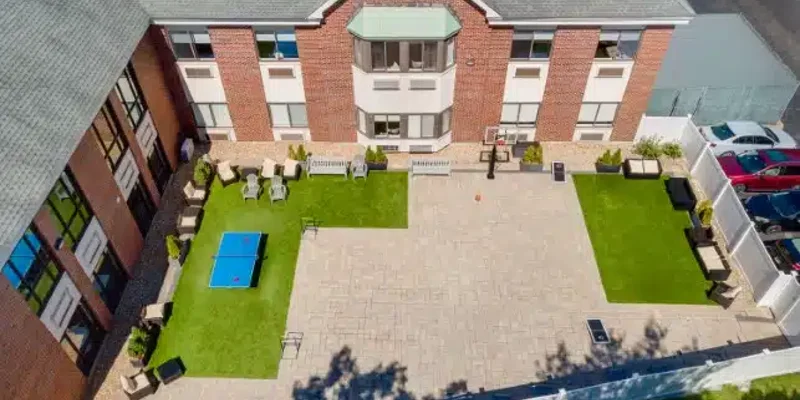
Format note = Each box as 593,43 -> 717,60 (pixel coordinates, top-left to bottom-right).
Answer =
367,162 -> 388,171
595,163 -> 621,173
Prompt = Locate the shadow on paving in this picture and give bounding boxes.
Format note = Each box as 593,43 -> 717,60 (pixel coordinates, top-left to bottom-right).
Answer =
84,155 -> 198,399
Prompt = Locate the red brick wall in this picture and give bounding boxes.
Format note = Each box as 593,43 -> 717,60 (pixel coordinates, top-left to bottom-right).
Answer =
296,0 -> 511,142
132,29 -> 183,170
153,26 -> 198,140
68,129 -> 143,273
210,27 -> 273,141
0,279 -> 85,400
612,27 -> 674,141
32,210 -> 112,331
536,28 -> 600,141
108,92 -> 162,208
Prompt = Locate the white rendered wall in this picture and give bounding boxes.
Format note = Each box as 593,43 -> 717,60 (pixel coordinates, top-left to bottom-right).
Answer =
352,66 -> 456,114
503,61 -> 549,103
582,60 -> 634,102
356,131 -> 452,153
260,60 -> 306,103
177,61 -> 227,103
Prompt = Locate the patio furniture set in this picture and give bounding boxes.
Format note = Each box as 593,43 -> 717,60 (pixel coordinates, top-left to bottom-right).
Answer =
666,176 -> 742,308
121,302 -> 183,399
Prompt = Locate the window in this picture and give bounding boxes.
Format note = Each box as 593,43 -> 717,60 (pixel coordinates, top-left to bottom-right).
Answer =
91,247 -> 128,312
358,109 -> 367,133
752,136 -> 775,145
501,103 -> 540,126
44,170 -> 93,250
255,30 -> 299,59
510,31 -> 554,59
763,127 -> 781,143
733,136 -> 754,145
354,38 -> 452,72
409,41 -> 439,70
192,103 -> 232,128
578,103 -> 619,125
169,30 -> 214,59
91,102 -> 129,171
596,30 -> 641,60
371,41 -> 401,71
374,115 -> 401,137
1,228 -> 62,316
782,165 -> 800,176
60,302 -> 105,375
442,109 -> 451,134
114,63 -> 147,129
269,104 -> 308,128
446,37 -> 456,67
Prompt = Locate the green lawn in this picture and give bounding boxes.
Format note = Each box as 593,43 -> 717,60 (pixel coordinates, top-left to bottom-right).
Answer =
149,172 -> 408,378
573,174 -> 711,304
676,373 -> 800,399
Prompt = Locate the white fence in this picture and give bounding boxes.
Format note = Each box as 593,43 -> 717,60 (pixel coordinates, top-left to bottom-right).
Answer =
634,114 -> 690,142
529,346 -> 800,400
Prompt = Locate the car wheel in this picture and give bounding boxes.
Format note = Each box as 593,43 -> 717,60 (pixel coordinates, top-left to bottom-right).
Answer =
765,225 -> 783,234
733,184 -> 747,193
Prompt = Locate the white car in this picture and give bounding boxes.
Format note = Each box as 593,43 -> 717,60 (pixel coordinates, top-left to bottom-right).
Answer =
699,121 -> 797,156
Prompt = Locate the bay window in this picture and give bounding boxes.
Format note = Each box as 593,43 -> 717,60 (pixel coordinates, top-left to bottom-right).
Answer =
578,103 -> 619,126
358,108 -> 452,139
354,37 -> 455,72
373,115 -> 402,137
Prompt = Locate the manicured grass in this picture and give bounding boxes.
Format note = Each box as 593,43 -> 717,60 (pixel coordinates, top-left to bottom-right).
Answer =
573,174 -> 712,304
149,172 -> 408,378
675,373 -> 800,399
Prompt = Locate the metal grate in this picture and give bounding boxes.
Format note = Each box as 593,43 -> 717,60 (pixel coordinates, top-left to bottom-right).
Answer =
377,145 -> 399,152
268,68 -> 294,78
373,79 -> 400,90
515,67 -> 541,78
206,133 -> 229,141
185,67 -> 213,79
579,133 -> 605,141
280,133 -> 304,141
409,79 -> 436,90
597,67 -> 624,78
409,145 -> 433,153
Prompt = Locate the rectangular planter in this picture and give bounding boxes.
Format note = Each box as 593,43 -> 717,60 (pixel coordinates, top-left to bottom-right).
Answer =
520,162 -> 544,172
367,162 -> 388,171
595,163 -> 622,173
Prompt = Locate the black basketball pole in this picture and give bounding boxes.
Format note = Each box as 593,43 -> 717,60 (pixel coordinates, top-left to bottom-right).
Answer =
487,143 -> 497,180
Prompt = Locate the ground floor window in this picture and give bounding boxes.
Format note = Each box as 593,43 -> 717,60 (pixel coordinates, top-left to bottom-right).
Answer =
578,103 -> 618,126
60,302 -> 105,375
1,228 -> 62,315
91,247 -> 128,312
501,103 -> 539,127
127,179 -> 156,237
191,103 -> 232,128
147,137 -> 172,194
269,103 -> 308,128
358,108 -> 452,139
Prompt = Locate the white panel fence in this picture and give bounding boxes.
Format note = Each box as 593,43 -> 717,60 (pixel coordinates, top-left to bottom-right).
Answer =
528,346 -> 800,400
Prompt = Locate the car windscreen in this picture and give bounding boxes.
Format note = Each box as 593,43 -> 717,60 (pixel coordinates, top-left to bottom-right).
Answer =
711,124 -> 735,140
736,153 -> 767,173
771,192 -> 800,218
763,126 -> 780,143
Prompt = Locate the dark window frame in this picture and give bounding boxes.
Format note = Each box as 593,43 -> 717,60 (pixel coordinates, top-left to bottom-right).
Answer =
168,29 -> 215,60
90,102 -> 130,172
510,30 -> 554,60
44,169 -> 94,251
595,30 -> 642,60
60,301 -> 106,375
254,29 -> 299,59
354,37 -> 455,73
1,227 -> 63,316
358,108 -> 451,139
191,103 -> 232,128
114,63 -> 148,130
91,246 -> 128,312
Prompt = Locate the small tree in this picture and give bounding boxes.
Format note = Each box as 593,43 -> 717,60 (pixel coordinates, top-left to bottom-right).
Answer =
661,141 -> 683,159
374,146 -> 388,163
522,142 -> 543,165
365,146 -> 376,163
193,159 -> 212,185
696,200 -> 714,227
632,137 -> 663,159
596,150 -> 614,165
610,149 -> 622,165
296,144 -> 308,161
165,234 -> 181,260
288,144 -> 297,160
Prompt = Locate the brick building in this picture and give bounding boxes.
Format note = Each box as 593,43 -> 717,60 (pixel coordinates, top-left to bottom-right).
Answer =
0,0 -> 692,398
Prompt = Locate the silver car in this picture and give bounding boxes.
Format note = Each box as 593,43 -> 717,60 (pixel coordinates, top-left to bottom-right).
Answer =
700,121 -> 797,156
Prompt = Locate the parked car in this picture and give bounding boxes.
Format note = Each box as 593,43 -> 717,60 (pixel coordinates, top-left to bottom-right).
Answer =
700,121 -> 796,156
718,149 -> 800,192
744,190 -> 800,234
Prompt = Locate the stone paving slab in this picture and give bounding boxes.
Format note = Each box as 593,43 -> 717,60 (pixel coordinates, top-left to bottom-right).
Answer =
98,173 -> 783,400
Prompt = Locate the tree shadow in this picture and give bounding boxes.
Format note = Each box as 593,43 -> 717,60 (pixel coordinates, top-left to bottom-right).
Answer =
292,346 -> 462,400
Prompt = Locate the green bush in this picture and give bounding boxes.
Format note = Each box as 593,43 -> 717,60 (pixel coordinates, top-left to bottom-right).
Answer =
295,144 -> 308,161
166,234 -> 181,260
288,144 -> 297,160
127,326 -> 150,358
521,141 -> 543,164
193,159 -> 212,185
374,146 -> 388,163
697,200 -> 714,227
661,141 -> 682,159
597,149 -> 623,166
632,137 -> 663,159
611,149 -> 622,165
365,146 -> 376,163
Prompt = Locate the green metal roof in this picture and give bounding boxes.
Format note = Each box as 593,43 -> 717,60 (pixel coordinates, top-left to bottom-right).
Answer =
347,7 -> 461,40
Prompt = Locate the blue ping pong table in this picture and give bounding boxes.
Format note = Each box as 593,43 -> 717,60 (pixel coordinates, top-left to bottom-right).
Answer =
209,232 -> 262,288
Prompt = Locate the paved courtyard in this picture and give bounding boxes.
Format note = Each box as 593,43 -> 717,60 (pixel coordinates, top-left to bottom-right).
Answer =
139,173 -> 784,400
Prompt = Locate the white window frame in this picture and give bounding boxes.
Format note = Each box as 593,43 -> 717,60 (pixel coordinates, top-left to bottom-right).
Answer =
500,103 -> 539,126
254,29 -> 299,60
577,102 -> 619,126
269,103 -> 308,128
510,31 -> 554,60
191,103 -> 232,128
595,30 -> 642,60
169,29 -> 214,60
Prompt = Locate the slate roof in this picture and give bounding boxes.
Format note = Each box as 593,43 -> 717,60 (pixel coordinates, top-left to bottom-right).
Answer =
137,0 -> 327,20
0,0 -> 150,264
484,0 -> 695,19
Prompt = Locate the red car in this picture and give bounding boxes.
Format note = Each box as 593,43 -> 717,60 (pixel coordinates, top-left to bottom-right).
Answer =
718,149 -> 800,193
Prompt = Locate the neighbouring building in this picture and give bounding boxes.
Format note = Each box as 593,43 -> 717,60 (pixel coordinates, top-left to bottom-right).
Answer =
0,0 -> 693,398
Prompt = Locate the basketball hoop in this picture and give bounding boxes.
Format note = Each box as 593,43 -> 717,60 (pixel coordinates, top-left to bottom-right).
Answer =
497,139 -> 505,146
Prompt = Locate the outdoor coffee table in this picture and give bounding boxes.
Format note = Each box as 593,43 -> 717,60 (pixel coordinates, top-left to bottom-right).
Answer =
156,358 -> 184,385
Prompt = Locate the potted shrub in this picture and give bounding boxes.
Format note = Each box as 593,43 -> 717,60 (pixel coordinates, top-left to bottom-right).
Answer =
166,234 -> 189,265
288,144 -> 309,170
193,159 -> 212,187
365,146 -> 388,170
519,142 -> 543,172
690,199 -> 715,246
632,137 -> 663,159
697,200 -> 714,227
127,326 -> 151,369
595,149 -> 623,173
